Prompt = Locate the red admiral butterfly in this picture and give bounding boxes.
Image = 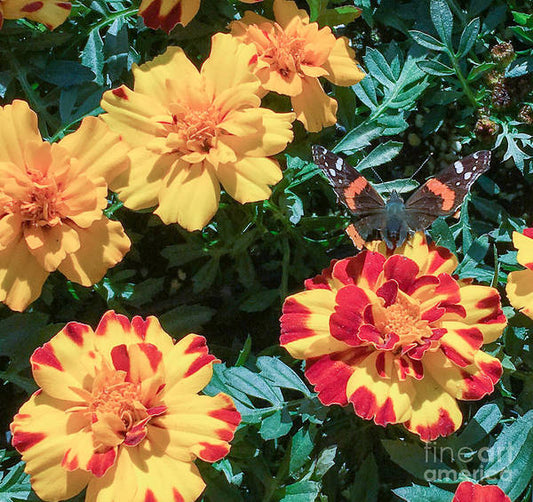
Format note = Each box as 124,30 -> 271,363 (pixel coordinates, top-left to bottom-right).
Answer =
312,145 -> 491,248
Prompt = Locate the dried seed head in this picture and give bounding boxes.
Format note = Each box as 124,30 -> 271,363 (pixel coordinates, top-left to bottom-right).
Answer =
491,42 -> 515,68
475,117 -> 499,142
518,105 -> 533,124
491,82 -> 511,109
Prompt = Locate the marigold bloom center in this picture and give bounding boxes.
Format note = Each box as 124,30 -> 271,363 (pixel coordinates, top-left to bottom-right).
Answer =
10,170 -> 61,227
263,26 -> 309,77
90,381 -> 139,422
376,296 -> 432,347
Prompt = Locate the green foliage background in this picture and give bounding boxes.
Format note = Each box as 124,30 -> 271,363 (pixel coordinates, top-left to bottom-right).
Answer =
0,0 -> 533,500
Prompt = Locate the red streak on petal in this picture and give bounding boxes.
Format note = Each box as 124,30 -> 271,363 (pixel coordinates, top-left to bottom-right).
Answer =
184,335 -> 207,354
61,449 -> 79,470
184,353 -> 216,377
410,408 -> 456,441
383,255 -> 419,292
161,2 -> 182,32
304,260 -> 336,290
31,343 -> 63,371
144,489 -> 156,502
441,345 -> 471,367
411,359 -> 424,379
215,428 -> 234,441
111,87 -> 128,100
456,327 -> 483,349
349,386 -> 377,420
376,280 -> 398,307
435,273 -> 460,303
407,274 -> 439,295
131,316 -> 148,340
198,442 -> 229,462
55,1 -> 71,9
478,359 -> 503,384
208,407 -> 241,427
333,252 -> 385,289
173,488 -> 185,502
87,448 -> 117,477
453,480 -> 511,502
476,293 -> 501,310
111,344 -> 130,373
88,350 -> 96,359
374,397 -> 396,426
280,298 -> 314,344
138,343 -> 163,372
375,352 -> 386,377
21,1 -> 43,12
64,322 -> 88,346
421,305 -> 445,322
426,247 -> 454,275
12,431 -> 46,453
124,420 -> 148,446
459,371 -> 494,400
249,54 -> 258,65
147,405 -> 167,416
522,228 -> 533,240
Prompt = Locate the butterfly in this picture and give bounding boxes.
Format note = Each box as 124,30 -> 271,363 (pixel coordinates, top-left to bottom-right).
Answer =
312,145 -> 492,248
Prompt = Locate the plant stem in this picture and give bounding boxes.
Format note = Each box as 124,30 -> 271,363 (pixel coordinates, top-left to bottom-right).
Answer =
449,54 -> 478,108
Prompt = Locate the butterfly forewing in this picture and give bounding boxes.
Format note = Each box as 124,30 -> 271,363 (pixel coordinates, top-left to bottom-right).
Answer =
312,145 -> 385,215
405,151 -> 491,220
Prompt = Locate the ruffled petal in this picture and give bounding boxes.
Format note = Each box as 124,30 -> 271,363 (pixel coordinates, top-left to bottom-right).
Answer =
139,0 -> 200,32
273,0 -> 309,27
452,481 -> 511,502
57,219 -> 130,286
1,0 -> 71,29
10,392 -> 90,501
323,37 -> 365,86
506,268 -> 533,319
513,229 -> 533,269
154,162 -> 220,230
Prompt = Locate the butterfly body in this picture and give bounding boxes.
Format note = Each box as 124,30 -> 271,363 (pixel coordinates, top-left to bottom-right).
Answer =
312,145 -> 492,248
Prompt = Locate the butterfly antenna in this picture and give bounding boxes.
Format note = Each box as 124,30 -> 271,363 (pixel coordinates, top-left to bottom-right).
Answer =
370,166 -> 385,184
406,152 -> 433,183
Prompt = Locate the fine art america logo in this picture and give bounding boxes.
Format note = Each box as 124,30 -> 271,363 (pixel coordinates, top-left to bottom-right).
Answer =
423,443 -> 514,482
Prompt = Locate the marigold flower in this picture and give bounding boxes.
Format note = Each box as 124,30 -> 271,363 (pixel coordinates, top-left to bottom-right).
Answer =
230,0 -> 365,132
506,228 -> 533,318
101,33 -> 294,231
138,0 -> 262,32
0,101 -> 131,312
280,233 -> 506,441
0,0 -> 71,29
11,310 -> 241,502
453,481 -> 510,502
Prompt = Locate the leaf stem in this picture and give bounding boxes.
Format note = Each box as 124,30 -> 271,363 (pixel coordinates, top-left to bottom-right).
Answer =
449,54 -> 478,108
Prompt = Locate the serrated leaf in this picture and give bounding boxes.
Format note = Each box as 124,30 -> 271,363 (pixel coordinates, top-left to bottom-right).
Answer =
349,455 -> 379,502
355,141 -> 403,171
281,480 -> 320,502
334,123 -> 384,154
82,29 -> 105,84
393,484 -> 454,502
457,403 -> 503,446
457,18 -> 480,58
192,257 -> 219,293
256,356 -> 311,396
430,0 -> 454,48
409,30 -> 446,51
239,289 -> 279,313
41,61 -> 95,87
159,304 -> 215,335
417,59 -> 455,76
289,427 -> 315,475
317,5 -> 361,27
259,408 -> 293,440
225,366 -> 283,405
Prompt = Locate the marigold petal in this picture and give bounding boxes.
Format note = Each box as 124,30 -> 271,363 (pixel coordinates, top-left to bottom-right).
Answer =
332,252 -> 386,290
31,321 -> 98,400
10,392 -> 90,501
506,268 -> 533,319
291,77 -> 337,132
513,229 -> 533,269
0,213 -> 22,250
2,0 -> 71,29
273,0 -> 309,27
216,157 -> 282,204
155,162 -> 220,230
330,285 -> 371,345
139,0 -> 199,31
57,219 -> 131,286
24,223 -> 80,272
452,481 -> 511,502
57,116 -> 130,185
280,289 -> 351,359
323,37 -> 365,86
346,351 -> 415,425
149,393 -> 240,463
404,377 -> 462,441
0,100 -> 41,168
438,322 -> 485,367
0,236 -> 49,311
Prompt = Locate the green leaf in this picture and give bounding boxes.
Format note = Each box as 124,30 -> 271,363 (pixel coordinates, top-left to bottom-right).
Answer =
393,484 -> 454,502
289,427 -> 315,475
430,0 -> 454,48
430,217 -> 456,253
159,304 -> 215,335
417,60 -> 455,76
82,30 -> 105,85
41,61 -> 95,87
456,18 -> 480,58
225,366 -> 283,405
409,30 -> 446,51
355,140 -> 403,171
259,408 -> 293,440
349,455 -> 379,502
256,356 -> 311,396
0,71 -> 13,98
280,480 -> 320,501
457,403 -> 503,446
333,123 -> 384,154
0,459 -> 33,502
192,257 -> 219,293
374,179 -> 419,194
239,289 -> 279,313
317,6 -> 361,27
306,0 -> 328,21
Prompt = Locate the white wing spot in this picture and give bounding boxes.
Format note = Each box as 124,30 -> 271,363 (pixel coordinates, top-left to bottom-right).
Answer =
335,158 -> 344,171
472,166 -> 477,171
464,172 -> 472,180
473,152 -> 479,159
454,161 -> 464,174
328,168 -> 337,176
455,181 -> 461,186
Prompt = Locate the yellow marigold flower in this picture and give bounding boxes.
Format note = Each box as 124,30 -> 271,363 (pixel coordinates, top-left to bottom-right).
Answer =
101,33 -> 294,231
453,481 -> 510,502
0,0 -> 71,29
138,0 -> 262,32
11,310 -> 241,502
506,228 -> 533,318
230,0 -> 365,132
280,233 -> 506,441
0,100 -> 131,312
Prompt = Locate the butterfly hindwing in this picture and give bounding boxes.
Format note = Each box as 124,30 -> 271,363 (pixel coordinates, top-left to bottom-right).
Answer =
405,150 -> 491,230
312,145 -> 385,215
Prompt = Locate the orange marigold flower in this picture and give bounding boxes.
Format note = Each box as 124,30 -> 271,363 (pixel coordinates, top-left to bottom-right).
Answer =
280,233 -> 506,441
139,0 -> 262,32
453,481 -> 510,502
0,0 -> 71,29
0,100 -> 131,312
230,0 -> 365,132
101,33 -> 294,231
506,227 -> 533,318
11,310 -> 241,502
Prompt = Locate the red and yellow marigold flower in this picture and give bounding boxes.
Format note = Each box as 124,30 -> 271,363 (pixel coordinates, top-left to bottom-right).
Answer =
230,0 -> 365,132
11,310 -> 241,502
101,33 -> 294,231
506,227 -> 533,319
453,481 -> 510,502
139,0 -> 262,32
0,0 -> 71,29
280,233 -> 506,441
0,100 -> 131,312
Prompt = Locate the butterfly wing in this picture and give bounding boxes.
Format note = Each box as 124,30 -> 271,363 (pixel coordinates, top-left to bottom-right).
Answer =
405,151 -> 491,230
312,145 -> 386,216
